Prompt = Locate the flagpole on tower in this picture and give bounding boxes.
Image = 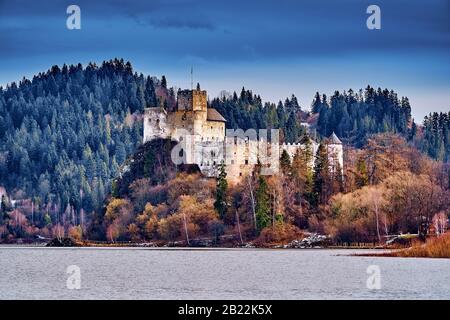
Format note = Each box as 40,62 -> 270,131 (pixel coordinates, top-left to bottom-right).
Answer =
190,66 -> 193,90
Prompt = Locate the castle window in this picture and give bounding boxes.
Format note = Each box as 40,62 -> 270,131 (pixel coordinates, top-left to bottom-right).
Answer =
213,161 -> 216,165
245,160 -> 249,165
239,172 -> 242,176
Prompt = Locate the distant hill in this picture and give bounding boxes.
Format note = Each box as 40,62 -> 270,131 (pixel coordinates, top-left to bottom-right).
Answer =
0,59 -> 172,226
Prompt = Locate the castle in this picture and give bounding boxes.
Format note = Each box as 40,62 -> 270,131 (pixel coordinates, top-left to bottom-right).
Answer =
143,87 -> 343,182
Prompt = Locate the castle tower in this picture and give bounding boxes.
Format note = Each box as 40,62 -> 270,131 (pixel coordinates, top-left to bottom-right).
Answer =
143,107 -> 169,142
177,87 -> 207,112
177,87 -> 207,139
327,132 -> 344,173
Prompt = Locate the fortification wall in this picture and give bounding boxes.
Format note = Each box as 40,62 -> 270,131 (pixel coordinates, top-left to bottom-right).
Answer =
143,108 -> 171,142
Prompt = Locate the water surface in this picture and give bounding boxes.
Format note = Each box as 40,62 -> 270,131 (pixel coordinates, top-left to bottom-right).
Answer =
0,247 -> 448,299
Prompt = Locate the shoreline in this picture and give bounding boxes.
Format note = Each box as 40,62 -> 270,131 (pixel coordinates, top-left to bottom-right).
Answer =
0,242 -> 388,251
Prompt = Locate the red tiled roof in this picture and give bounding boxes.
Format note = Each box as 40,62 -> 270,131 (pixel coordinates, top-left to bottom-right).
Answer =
207,108 -> 226,122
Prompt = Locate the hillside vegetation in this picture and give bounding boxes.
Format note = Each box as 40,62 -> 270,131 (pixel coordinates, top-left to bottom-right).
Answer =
0,59 -> 449,244
97,133 -> 450,246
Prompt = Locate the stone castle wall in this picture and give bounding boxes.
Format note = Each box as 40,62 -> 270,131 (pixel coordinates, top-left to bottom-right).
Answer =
143,88 -> 343,182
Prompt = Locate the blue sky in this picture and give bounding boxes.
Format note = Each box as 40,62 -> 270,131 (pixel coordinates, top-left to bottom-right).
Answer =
0,0 -> 449,121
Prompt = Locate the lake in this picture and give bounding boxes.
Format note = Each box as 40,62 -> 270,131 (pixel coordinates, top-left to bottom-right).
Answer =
0,247 -> 449,299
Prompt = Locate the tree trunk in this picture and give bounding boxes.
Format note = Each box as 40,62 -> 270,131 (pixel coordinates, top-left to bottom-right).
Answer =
183,212 -> 190,246
236,210 -> 243,245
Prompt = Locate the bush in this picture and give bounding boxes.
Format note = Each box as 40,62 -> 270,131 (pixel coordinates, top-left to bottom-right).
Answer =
68,225 -> 83,241
393,233 -> 450,258
256,224 -> 303,245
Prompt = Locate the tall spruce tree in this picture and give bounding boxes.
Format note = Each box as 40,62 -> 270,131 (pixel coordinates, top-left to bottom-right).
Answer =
355,157 -> 369,188
280,149 -> 292,175
214,163 -> 228,219
255,175 -> 271,233
312,142 -> 330,205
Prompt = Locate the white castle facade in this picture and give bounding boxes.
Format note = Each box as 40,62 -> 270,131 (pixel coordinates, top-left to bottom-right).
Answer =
143,88 -> 343,182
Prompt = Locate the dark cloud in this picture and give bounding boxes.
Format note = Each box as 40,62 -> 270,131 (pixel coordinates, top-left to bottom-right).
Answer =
130,14 -> 216,31
0,0 -> 449,62
0,0 -> 449,122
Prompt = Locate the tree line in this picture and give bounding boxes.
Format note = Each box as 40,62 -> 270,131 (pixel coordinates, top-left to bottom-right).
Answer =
0,59 -> 169,240
0,59 -> 448,242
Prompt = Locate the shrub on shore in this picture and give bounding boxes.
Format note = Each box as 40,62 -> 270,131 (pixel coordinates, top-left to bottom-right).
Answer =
390,233 -> 450,258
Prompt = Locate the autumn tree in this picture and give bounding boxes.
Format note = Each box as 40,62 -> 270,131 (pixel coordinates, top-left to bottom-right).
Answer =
383,172 -> 448,240
68,225 -> 83,241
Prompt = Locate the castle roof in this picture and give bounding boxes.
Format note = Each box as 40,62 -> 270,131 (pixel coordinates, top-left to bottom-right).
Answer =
207,108 -> 226,122
329,132 -> 342,144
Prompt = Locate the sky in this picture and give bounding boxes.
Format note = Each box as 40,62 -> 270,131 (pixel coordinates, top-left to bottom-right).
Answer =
0,0 -> 449,121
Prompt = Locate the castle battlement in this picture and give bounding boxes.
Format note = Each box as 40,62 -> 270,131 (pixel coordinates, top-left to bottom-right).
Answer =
143,87 -> 343,182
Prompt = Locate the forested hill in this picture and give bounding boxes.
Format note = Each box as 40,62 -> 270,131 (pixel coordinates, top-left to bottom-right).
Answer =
210,90 -> 308,143
419,112 -> 450,162
211,87 -> 450,160
210,86 -> 414,146
0,59 -> 448,238
0,59 -> 175,218
312,87 -> 412,145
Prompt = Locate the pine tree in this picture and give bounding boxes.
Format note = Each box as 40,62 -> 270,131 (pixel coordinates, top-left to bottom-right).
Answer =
355,157 -> 369,188
280,149 -> 291,175
255,176 -> 271,232
214,163 -> 228,219
312,142 -> 330,205
291,135 -> 314,202
161,75 -> 167,89
312,92 -> 322,113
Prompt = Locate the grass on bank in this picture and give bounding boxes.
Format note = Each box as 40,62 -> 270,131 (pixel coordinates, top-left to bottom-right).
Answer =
389,233 -> 450,258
